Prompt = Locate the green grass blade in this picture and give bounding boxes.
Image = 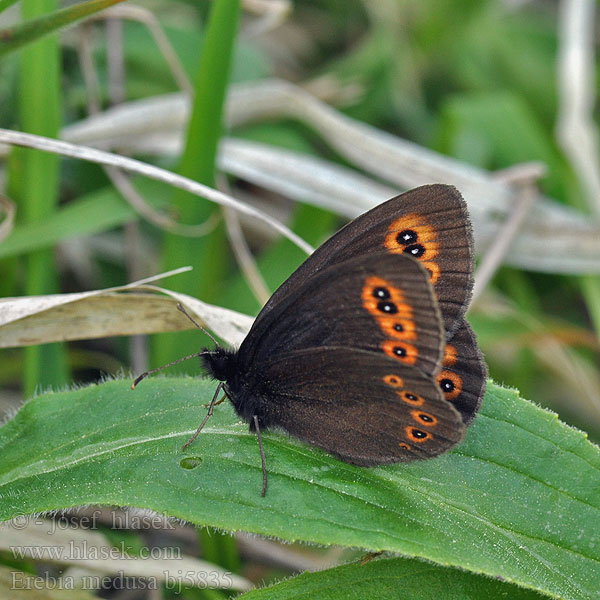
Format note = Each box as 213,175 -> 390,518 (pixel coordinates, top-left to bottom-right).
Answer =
0,379 -> 597,600
0,0 -> 126,58
9,0 -> 68,396
580,276 -> 600,343
0,183 -> 165,260
0,0 -> 19,15
155,0 -> 242,369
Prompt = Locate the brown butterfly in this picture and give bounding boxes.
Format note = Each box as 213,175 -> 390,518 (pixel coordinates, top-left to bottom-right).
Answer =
134,184 -> 486,495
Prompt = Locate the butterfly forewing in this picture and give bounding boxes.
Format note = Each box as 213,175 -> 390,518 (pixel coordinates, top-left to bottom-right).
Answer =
238,252 -> 445,378
262,184 -> 474,335
253,184 -> 485,425
258,348 -> 465,465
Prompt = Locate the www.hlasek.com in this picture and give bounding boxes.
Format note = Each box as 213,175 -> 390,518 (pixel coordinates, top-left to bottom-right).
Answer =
10,540 -> 182,561
12,570 -> 235,592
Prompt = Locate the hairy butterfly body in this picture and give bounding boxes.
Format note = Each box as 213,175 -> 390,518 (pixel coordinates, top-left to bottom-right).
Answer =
134,184 -> 486,495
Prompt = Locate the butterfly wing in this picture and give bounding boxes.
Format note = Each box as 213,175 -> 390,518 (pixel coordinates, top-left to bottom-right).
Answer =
437,320 -> 487,425
262,184 -> 474,335
252,184 -> 485,424
238,252 -> 445,377
258,347 -> 465,465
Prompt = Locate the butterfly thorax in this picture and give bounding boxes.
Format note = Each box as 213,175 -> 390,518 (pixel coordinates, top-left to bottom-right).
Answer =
202,347 -> 267,426
202,347 -> 238,382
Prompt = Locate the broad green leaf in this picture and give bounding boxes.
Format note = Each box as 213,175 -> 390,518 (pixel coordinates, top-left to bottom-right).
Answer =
239,556 -> 548,600
0,380 -> 597,600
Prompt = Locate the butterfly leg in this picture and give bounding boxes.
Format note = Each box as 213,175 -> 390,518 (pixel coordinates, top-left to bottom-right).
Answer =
181,381 -> 224,451
253,415 -> 268,497
204,393 -> 226,409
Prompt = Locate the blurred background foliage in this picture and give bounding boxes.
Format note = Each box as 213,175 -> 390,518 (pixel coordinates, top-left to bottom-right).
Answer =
0,0 -> 599,596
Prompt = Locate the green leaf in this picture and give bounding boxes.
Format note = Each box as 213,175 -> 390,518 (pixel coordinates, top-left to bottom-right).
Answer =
239,556 -> 549,600
0,380 -> 598,600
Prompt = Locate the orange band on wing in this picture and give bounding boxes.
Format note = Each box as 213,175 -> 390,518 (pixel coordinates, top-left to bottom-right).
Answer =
362,276 -> 416,339
363,276 -> 420,364
443,344 -> 458,367
384,213 -> 441,284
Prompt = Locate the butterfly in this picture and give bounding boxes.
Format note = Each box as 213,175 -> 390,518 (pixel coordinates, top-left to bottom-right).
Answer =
133,184 -> 486,496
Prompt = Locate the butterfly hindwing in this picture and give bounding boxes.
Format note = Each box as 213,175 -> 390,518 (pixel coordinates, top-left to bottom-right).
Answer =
437,320 -> 487,425
238,252 -> 445,377
258,348 -> 465,465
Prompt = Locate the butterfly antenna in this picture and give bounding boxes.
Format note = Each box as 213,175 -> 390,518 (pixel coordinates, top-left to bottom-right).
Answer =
176,303 -> 219,346
131,351 -> 209,389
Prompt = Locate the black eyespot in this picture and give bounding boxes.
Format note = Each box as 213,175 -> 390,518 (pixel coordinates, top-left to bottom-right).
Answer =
411,428 -> 427,439
393,346 -> 407,357
418,414 -> 434,423
377,301 -> 398,314
440,378 -> 455,393
372,286 -> 390,299
393,323 -> 404,332
405,393 -> 417,401
404,244 -> 425,258
397,229 -> 418,245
